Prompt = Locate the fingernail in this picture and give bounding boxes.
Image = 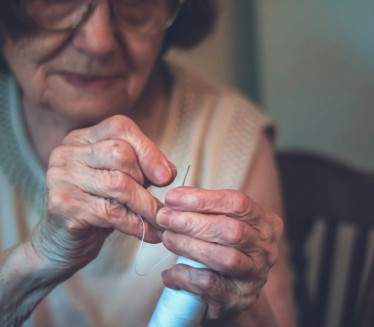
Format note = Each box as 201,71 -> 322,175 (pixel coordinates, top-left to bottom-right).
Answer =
168,161 -> 177,172
165,187 -> 184,204
154,164 -> 171,184
169,161 -> 177,180
157,208 -> 172,227
162,270 -> 179,289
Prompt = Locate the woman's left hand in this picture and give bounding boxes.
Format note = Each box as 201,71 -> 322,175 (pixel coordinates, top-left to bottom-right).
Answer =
156,186 -> 284,320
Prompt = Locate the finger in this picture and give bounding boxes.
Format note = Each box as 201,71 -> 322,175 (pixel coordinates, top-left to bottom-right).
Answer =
156,208 -> 258,249
83,195 -> 162,243
47,185 -> 161,243
62,115 -> 174,186
48,165 -> 162,225
161,264 -> 258,319
164,187 -> 260,219
162,231 -> 259,277
49,141 -> 145,185
164,187 -> 284,246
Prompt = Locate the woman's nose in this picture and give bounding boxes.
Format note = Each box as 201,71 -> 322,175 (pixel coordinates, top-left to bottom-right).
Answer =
72,2 -> 118,57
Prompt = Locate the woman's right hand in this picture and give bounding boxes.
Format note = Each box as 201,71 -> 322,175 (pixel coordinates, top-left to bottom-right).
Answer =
32,115 -> 175,272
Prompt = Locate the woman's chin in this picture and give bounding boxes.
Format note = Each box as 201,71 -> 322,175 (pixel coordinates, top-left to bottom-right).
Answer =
46,81 -> 136,123
52,99 -> 129,127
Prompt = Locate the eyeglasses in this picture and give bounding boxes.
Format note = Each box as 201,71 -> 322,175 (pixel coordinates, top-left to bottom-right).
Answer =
19,0 -> 184,34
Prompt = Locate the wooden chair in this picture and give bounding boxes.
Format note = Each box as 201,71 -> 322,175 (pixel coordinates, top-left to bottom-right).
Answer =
276,150 -> 374,327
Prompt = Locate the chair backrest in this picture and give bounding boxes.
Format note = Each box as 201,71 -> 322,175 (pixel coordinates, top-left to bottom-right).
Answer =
276,150 -> 374,327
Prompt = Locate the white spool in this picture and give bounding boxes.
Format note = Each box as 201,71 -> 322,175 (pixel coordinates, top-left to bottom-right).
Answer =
148,256 -> 207,327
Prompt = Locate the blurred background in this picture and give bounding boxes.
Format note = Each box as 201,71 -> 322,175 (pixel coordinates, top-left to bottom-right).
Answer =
168,0 -> 374,171
167,1 -> 374,326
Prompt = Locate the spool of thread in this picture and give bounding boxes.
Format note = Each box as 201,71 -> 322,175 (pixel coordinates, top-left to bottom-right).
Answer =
148,256 -> 207,327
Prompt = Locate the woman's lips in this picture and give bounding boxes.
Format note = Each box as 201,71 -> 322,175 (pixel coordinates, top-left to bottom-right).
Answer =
58,72 -> 122,89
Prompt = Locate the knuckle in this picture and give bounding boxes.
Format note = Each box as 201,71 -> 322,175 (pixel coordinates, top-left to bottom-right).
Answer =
260,212 -> 284,244
259,226 -> 273,243
63,130 -> 77,143
102,199 -> 124,221
196,270 -> 220,290
49,146 -> 67,166
107,115 -> 133,135
173,263 -> 186,275
221,248 -> 242,272
181,213 -> 197,234
49,145 -> 79,170
231,191 -> 250,216
108,141 -> 132,164
165,264 -> 187,284
63,129 -> 83,145
47,188 -> 69,213
224,219 -> 245,245
46,166 -> 66,187
268,246 -> 279,267
105,170 -> 129,195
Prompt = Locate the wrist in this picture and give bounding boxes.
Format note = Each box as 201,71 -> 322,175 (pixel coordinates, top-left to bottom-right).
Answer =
0,241 -> 73,326
31,219 -> 108,274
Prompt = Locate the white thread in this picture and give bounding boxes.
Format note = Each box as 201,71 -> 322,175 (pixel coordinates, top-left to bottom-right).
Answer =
134,166 -> 182,276
134,214 -> 172,276
134,165 -> 208,326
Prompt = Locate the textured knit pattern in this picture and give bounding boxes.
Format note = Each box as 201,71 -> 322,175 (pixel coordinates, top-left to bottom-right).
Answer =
0,74 -> 45,211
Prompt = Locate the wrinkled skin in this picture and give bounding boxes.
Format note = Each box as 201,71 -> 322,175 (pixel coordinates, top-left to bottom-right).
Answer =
158,187 -> 283,320
32,115 -> 176,271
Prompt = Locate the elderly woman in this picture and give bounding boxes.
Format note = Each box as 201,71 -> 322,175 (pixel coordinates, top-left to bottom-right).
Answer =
0,0 -> 295,326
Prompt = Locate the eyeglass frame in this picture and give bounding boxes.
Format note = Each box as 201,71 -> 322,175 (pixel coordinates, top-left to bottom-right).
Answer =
18,0 -> 185,33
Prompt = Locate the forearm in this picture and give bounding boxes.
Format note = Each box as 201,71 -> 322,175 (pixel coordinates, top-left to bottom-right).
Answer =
0,241 -> 74,327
